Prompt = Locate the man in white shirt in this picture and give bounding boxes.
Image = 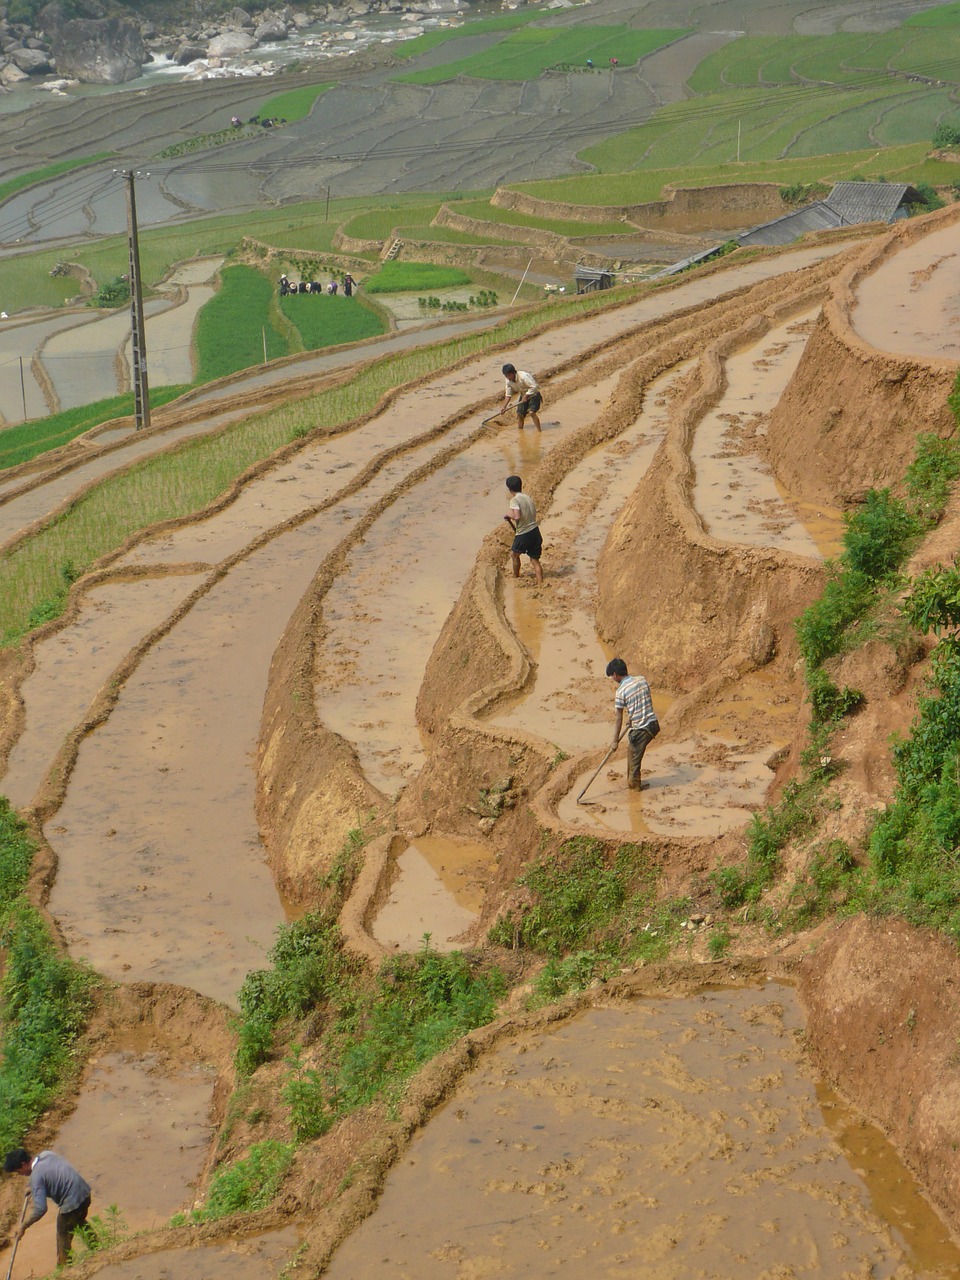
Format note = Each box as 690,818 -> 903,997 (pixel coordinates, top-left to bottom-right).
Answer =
503,475 -> 543,585
500,363 -> 542,431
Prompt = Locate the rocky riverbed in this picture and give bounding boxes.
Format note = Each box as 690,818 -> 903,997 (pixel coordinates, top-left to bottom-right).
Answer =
0,0 -> 482,89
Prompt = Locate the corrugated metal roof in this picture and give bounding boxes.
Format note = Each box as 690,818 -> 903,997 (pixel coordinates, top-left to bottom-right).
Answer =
825,181 -> 920,224
650,244 -> 727,277
737,202 -> 843,247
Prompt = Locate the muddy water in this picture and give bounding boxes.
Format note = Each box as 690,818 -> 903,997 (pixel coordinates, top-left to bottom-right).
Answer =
44,533 -> 352,1004
314,376 -> 614,796
372,835 -> 492,952
324,985 -> 958,1279
123,258 -> 223,389
0,1049 -> 215,1279
692,311 -> 840,555
0,311 -> 95,426
1,575 -> 205,809
852,218 -> 960,360
41,298 -> 171,411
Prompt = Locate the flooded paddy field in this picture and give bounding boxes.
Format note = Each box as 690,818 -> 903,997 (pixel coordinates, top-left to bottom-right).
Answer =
1,202 -> 960,1279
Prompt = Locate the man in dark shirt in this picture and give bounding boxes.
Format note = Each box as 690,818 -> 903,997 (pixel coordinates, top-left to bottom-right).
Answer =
5,1147 -> 92,1265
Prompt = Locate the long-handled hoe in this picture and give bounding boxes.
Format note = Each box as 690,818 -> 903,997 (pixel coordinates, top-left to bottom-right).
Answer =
576,730 -> 625,804
6,1192 -> 30,1280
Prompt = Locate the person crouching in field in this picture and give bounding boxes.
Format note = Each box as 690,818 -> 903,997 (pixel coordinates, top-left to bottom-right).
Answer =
503,475 -> 543,585
4,1148 -> 92,1267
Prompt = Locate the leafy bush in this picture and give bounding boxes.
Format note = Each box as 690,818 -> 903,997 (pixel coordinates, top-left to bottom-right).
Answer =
186,1141 -> 294,1222
905,433 -> 960,520
235,912 -> 358,1075
489,838 -> 637,955
843,488 -> 920,580
283,944 -> 505,1140
907,181 -> 946,214
933,122 -> 960,149
0,905 -> 95,1150
92,277 -> 130,309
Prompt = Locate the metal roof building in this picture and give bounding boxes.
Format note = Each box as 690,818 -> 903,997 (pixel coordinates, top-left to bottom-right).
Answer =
737,182 -> 923,249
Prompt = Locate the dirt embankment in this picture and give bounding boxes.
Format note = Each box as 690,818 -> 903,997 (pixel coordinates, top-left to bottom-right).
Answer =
765,202 -> 960,507
492,182 -> 789,232
801,917 -> 960,1237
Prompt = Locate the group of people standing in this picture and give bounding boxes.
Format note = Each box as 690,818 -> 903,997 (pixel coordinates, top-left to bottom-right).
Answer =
279,273 -> 356,297
496,358 -> 660,794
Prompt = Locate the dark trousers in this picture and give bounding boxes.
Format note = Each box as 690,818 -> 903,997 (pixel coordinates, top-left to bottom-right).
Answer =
627,723 -> 658,789
57,1197 -> 90,1265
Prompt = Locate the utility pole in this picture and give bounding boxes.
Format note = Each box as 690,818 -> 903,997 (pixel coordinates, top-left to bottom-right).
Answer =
120,169 -> 150,430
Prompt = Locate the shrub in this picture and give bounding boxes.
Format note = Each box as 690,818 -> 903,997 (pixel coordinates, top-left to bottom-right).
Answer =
0,905 -> 95,1149
189,1141 -> 294,1221
283,943 -> 505,1139
235,912 -> 357,1075
933,122 -> 960,150
841,488 -> 919,581
92,277 -> 130,308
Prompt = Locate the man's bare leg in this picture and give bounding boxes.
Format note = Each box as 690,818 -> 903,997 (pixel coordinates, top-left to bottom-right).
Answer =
532,557 -> 544,585
511,551 -> 522,578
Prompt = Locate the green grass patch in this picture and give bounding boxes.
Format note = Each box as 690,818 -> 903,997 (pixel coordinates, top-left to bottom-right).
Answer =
511,143 -> 939,207
0,153 -> 111,207
0,386 -> 188,474
396,25 -> 688,85
341,202 -> 445,241
194,265 -> 288,382
283,943 -> 505,1140
279,293 -> 386,349
234,902 -> 504,1142
487,837 -> 688,1001
363,261 -> 472,293
904,0 -> 960,24
392,10 -> 545,59
0,800 -> 96,1149
579,82 -> 941,172
453,198 -> 629,237
180,1140 -> 295,1223
258,81 -> 332,122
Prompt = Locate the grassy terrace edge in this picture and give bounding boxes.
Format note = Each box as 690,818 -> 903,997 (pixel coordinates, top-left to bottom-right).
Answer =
0,283 -> 633,645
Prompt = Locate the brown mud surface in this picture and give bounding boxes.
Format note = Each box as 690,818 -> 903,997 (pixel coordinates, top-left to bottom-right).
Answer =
325,983 -> 960,1279
5,208 -> 960,1277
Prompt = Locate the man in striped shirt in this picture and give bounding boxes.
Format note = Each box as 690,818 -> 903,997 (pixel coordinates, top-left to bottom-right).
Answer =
606,657 -> 660,791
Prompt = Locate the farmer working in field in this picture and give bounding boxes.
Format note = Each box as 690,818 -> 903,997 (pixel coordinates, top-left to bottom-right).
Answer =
607,657 -> 659,791
4,1147 -> 92,1266
500,363 -> 542,431
503,475 -> 543,585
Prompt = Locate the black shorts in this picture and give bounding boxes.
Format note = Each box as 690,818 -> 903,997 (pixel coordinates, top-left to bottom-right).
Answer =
512,527 -> 542,559
517,391 -> 542,419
